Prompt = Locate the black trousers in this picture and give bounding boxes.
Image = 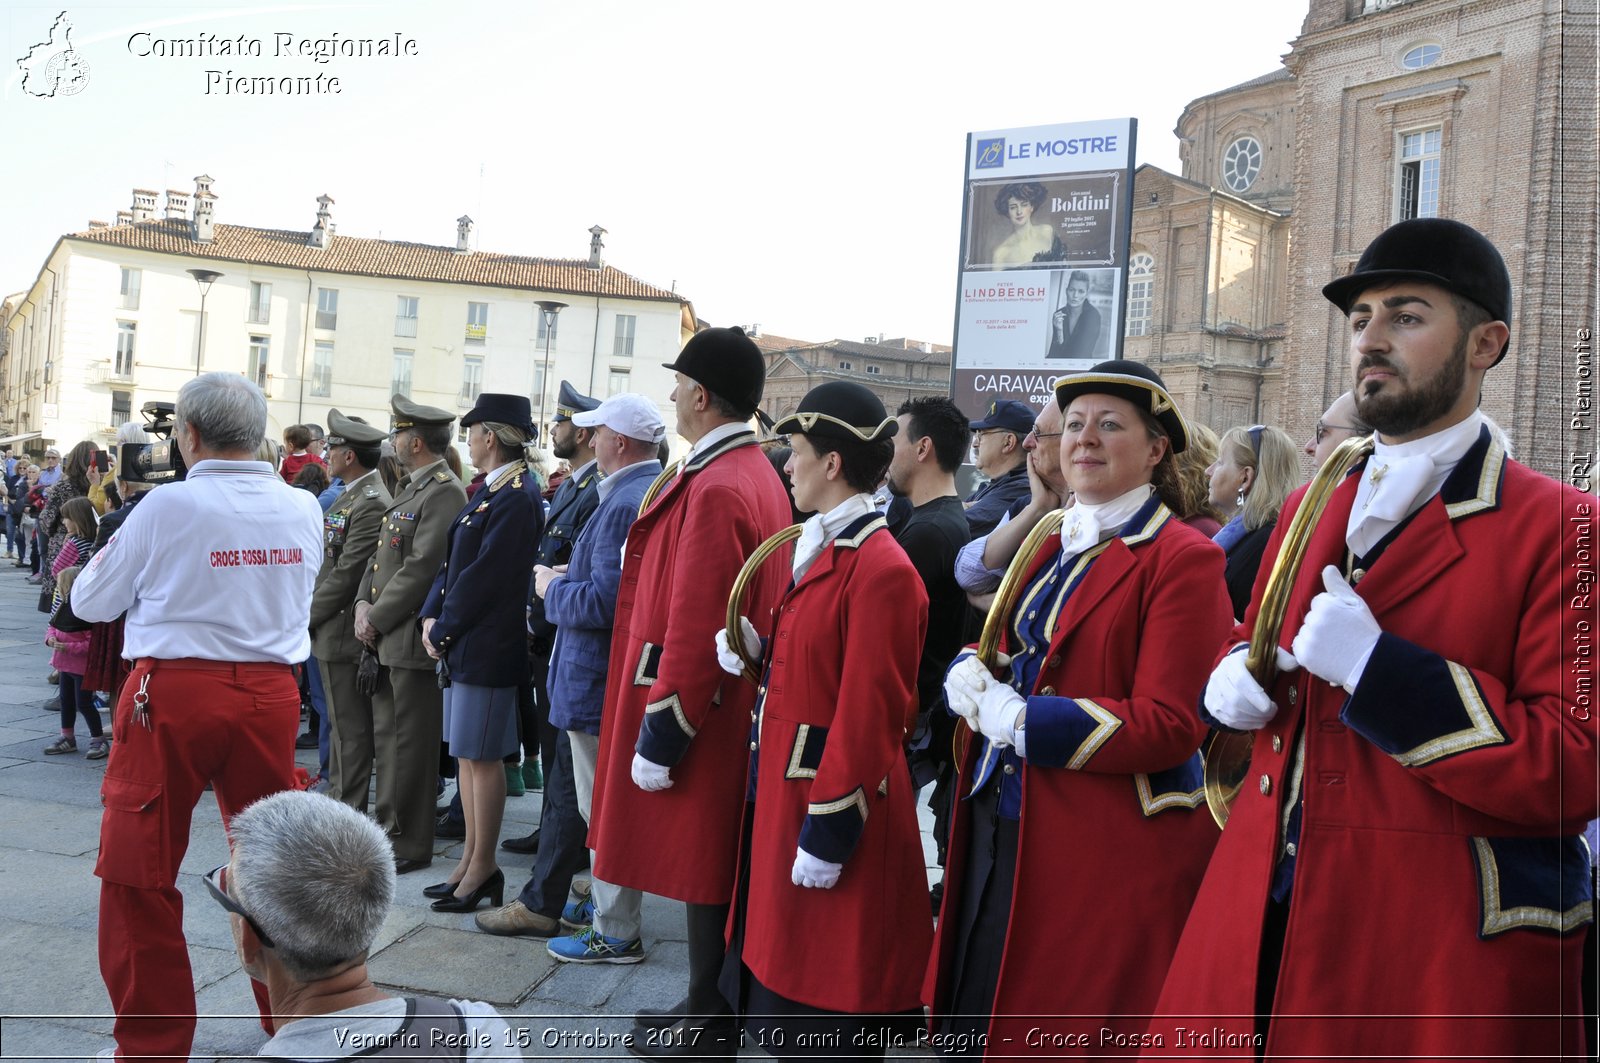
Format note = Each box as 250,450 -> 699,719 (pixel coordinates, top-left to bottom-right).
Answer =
937,778 -> 1017,1058
512,730 -> 588,918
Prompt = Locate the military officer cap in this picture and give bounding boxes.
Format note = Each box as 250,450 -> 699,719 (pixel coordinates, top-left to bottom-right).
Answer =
325,409 -> 386,448
1054,359 -> 1190,454
661,326 -> 766,418
1321,217 -> 1513,364
460,392 -> 536,436
773,381 -> 897,444
390,394 -> 455,431
555,380 -> 600,423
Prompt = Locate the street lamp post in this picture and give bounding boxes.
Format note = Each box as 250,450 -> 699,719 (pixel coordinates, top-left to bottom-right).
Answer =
534,299 -> 568,435
187,268 -> 224,376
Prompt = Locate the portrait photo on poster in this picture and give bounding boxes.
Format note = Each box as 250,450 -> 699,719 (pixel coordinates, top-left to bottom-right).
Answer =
1044,268 -> 1117,361
966,172 -> 1123,272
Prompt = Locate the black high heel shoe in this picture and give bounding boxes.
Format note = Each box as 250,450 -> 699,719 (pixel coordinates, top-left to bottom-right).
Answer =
423,879 -> 462,899
430,869 -> 503,912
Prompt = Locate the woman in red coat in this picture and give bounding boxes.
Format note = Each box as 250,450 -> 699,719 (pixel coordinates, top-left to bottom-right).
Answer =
718,381 -> 932,1061
929,361 -> 1232,1057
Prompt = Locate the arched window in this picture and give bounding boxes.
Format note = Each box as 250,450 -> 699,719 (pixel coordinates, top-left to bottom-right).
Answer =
1221,136 -> 1262,194
1126,253 -> 1155,337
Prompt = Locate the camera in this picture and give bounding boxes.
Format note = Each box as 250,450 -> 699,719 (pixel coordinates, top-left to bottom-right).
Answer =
117,401 -> 187,484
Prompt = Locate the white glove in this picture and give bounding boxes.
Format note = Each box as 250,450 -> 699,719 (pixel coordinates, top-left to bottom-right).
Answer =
1292,565 -> 1382,694
714,616 -> 761,677
791,847 -> 842,889
975,683 -> 1028,754
1204,645 -> 1300,731
944,652 -> 1010,726
631,752 -> 673,791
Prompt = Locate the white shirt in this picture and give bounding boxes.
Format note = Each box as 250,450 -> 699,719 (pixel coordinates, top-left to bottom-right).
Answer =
686,420 -> 750,461
793,492 -> 876,581
257,997 -> 515,1060
73,459 -> 325,663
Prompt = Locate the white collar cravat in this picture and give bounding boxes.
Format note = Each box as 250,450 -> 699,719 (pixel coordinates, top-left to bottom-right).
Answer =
1060,483 -> 1152,557
1346,411 -> 1484,558
793,493 -> 876,581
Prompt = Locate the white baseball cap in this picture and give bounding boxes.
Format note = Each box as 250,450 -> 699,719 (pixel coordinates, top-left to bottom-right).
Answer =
572,393 -> 666,444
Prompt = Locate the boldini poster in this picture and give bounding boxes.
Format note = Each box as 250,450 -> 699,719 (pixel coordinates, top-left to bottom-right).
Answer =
950,118 -> 1137,417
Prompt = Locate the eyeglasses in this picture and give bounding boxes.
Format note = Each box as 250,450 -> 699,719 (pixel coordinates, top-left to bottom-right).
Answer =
1313,421 -> 1361,444
1027,423 -> 1063,441
204,863 -> 275,948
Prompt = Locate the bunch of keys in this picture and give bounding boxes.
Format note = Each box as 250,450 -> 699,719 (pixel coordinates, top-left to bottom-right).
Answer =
132,673 -> 152,731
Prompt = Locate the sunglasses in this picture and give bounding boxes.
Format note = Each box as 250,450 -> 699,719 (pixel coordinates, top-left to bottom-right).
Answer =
204,863 -> 275,948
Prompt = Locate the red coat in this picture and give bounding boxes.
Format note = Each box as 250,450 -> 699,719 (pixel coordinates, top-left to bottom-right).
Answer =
926,502 -> 1231,1055
732,514 -> 931,1013
588,432 -> 792,904
1147,433 -> 1597,1060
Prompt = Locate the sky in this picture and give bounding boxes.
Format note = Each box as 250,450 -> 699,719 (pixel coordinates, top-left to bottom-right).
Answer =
1,0 -> 1309,347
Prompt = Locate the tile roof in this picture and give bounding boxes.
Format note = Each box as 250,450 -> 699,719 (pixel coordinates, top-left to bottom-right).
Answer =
1187,67 -> 1295,107
748,331 -> 816,353
62,219 -> 684,303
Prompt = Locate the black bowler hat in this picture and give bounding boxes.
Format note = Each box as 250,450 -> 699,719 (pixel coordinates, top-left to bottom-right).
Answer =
1054,359 -> 1190,453
772,381 -> 897,444
554,380 -> 599,423
460,392 -> 535,437
661,327 -> 765,418
1321,218 -> 1513,364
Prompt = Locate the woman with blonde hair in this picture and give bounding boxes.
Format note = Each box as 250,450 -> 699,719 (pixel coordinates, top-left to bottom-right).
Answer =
1172,422 -> 1224,537
1206,423 -> 1301,619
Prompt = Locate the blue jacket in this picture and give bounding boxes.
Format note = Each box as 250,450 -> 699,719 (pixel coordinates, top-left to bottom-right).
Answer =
544,459 -> 659,734
421,463 -> 544,688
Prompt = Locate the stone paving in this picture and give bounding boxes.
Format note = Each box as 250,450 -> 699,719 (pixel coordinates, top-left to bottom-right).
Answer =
0,552 -> 942,1060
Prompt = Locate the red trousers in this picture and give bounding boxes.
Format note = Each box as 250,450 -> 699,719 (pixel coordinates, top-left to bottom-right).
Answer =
96,658 -> 300,1062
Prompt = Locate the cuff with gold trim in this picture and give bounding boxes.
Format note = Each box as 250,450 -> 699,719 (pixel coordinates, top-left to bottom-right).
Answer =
637,692 -> 696,767
1340,633 -> 1507,768
797,786 -> 868,864
1022,695 -> 1123,770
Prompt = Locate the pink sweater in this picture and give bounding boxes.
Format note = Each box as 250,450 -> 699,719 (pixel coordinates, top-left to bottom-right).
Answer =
49,625 -> 90,675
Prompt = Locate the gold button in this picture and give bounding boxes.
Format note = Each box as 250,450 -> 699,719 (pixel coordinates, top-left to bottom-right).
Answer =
758,686 -> 766,696
1047,655 -> 1061,668
1350,567 -> 1366,584
1039,686 -> 1055,696
1272,735 -> 1282,754
1287,688 -> 1297,705
1259,774 -> 1272,795
371,563 -> 378,571
1027,611 -> 1037,620
749,741 -> 758,751
1285,841 -> 1298,857
1003,764 -> 1016,775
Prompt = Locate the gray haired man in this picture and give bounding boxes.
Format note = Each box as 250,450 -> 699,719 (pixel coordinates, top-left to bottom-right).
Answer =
216,790 -> 516,1054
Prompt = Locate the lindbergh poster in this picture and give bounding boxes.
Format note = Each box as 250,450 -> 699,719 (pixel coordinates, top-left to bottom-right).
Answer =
950,119 -> 1137,416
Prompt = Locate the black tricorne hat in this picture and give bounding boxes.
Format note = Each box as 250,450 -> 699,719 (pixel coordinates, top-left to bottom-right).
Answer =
1053,359 -> 1190,454
555,380 -> 599,422
772,381 -> 897,444
460,392 -> 535,437
1321,217 -> 1512,365
661,327 -> 765,418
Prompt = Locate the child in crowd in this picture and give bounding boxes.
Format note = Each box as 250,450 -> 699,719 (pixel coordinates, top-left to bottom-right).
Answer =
44,565 -> 106,758
51,497 -> 97,575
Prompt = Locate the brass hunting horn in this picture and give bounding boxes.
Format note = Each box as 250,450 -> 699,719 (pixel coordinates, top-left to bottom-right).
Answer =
723,524 -> 803,684
1202,433 -> 1375,828
954,508 -> 1068,764
637,459 -> 683,518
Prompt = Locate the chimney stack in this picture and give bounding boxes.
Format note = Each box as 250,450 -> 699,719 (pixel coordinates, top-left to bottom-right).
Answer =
456,215 -> 473,253
588,224 -> 607,270
192,174 -> 216,243
115,210 -> 133,226
164,189 -> 190,220
131,189 -> 157,223
309,193 -> 335,250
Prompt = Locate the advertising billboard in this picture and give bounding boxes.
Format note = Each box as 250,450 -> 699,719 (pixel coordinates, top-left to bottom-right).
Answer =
950,119 -> 1137,416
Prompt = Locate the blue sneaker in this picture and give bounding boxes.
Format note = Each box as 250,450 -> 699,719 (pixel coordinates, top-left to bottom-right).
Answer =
560,895 -> 594,931
546,925 -> 643,965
